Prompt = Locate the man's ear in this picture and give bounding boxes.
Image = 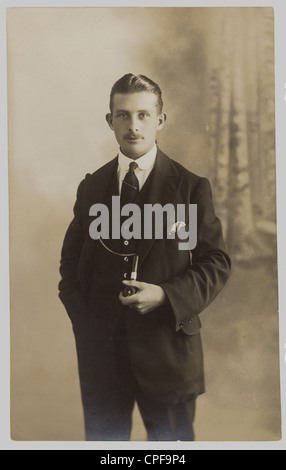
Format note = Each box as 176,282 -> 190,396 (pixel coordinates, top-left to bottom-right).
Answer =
106,113 -> 114,130
157,113 -> 167,130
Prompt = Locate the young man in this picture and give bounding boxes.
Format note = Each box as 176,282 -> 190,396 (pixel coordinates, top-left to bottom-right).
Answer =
59,74 -> 231,441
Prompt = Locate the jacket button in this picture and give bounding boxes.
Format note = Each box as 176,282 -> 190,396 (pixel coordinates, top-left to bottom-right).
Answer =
124,240 -> 129,246
123,273 -> 128,278
124,257 -> 129,262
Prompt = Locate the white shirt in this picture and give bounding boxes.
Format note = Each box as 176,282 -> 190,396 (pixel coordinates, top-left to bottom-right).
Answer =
117,145 -> 157,195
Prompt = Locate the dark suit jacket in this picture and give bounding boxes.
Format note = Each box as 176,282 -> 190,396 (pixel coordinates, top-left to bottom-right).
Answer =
59,149 -> 231,405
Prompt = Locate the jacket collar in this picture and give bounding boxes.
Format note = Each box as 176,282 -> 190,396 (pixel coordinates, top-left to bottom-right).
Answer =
90,148 -> 182,200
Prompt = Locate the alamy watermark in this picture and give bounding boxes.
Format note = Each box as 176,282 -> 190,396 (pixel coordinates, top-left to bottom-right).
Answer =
89,196 -> 197,250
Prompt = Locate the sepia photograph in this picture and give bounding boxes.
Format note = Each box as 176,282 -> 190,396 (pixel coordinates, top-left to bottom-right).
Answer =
3,2 -> 285,448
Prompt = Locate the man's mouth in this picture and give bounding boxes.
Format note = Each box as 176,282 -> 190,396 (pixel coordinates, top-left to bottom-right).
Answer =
125,135 -> 143,141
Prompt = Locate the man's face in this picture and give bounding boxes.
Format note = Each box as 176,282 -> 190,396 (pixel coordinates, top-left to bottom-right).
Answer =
106,92 -> 166,159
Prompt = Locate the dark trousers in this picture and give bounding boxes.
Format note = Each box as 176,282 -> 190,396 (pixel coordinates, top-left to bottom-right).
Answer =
73,315 -> 196,441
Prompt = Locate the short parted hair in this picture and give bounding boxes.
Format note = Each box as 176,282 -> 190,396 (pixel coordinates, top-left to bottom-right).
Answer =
109,73 -> 163,115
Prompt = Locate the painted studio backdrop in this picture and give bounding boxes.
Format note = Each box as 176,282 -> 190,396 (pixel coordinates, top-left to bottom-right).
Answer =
7,7 -> 280,441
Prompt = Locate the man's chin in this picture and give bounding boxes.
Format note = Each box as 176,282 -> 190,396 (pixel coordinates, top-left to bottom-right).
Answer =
121,143 -> 147,159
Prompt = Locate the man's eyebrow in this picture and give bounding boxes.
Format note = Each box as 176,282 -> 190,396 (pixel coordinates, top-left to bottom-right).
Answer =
115,109 -> 129,113
115,109 -> 151,114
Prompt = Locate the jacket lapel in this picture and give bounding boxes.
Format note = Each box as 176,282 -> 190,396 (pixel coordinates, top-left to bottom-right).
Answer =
79,157 -> 119,293
88,156 -> 119,207
136,149 -> 183,268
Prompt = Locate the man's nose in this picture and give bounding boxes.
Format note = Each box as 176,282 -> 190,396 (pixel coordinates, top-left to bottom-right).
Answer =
129,116 -> 139,132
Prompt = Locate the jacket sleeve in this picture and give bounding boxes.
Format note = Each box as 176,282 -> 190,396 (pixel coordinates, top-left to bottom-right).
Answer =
161,177 -> 231,332
58,179 -> 87,321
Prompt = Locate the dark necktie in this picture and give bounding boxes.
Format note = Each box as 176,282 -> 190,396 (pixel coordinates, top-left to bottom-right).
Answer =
120,161 -> 139,205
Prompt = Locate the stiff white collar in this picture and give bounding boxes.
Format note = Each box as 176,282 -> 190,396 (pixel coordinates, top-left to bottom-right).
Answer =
118,145 -> 157,171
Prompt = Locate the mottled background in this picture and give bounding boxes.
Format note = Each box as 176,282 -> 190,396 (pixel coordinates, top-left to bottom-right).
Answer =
7,7 -> 281,442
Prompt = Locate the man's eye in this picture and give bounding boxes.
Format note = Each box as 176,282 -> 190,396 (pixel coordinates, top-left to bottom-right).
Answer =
118,113 -> 128,119
139,113 -> 149,119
